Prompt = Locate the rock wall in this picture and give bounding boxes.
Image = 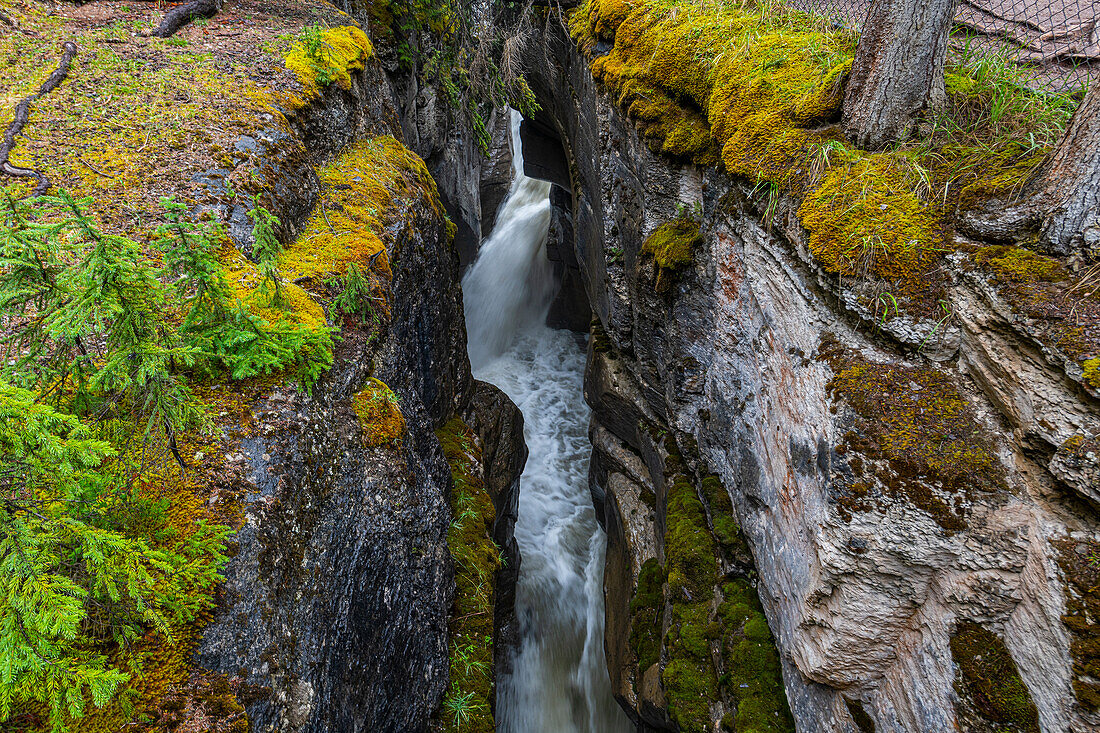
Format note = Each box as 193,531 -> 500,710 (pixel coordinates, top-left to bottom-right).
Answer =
520,7 -> 1100,733
190,12 -> 526,733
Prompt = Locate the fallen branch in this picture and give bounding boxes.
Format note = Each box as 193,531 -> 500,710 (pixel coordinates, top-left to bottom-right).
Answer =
149,0 -> 223,39
77,157 -> 116,179
1,42 -> 78,197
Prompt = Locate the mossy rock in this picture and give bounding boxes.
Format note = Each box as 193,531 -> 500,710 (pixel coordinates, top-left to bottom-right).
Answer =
571,0 -> 1078,321
283,25 -> 375,108
352,378 -> 405,447
435,417 -> 498,733
642,219 -> 702,293
662,655 -> 719,732
820,338 -> 1006,531
950,622 -> 1040,731
655,438 -> 793,732
277,135 -> 442,316
630,558 -> 666,673
718,581 -> 795,733
664,474 -> 718,595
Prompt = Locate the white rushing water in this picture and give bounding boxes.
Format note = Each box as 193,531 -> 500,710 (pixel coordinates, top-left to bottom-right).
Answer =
462,111 -> 632,733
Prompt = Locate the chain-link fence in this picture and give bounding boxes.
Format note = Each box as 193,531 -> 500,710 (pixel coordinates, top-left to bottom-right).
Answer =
788,0 -> 1098,94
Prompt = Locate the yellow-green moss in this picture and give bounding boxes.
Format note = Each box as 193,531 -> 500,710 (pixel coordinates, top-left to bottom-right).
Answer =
436,417 -> 498,733
974,245 -> 1067,285
573,0 -> 853,171
284,25 -> 374,107
352,378 -> 406,447
571,0 -> 1077,320
1083,358 -> 1100,390
277,135 -> 440,304
799,155 -> 946,287
950,622 -> 1040,730
642,218 -> 702,292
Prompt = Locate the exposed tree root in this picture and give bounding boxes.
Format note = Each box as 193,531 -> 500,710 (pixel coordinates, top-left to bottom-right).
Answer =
149,0 -> 223,39
960,83 -> 1100,258
0,42 -> 78,197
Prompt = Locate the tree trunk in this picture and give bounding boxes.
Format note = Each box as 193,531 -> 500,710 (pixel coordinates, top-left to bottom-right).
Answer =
960,84 -> 1100,258
843,0 -> 957,149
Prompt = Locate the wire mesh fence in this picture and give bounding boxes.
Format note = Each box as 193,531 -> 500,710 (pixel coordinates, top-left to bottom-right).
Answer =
787,0 -> 1098,95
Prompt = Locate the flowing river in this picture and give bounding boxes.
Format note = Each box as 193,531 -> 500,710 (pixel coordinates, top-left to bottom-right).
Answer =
462,112 -> 632,733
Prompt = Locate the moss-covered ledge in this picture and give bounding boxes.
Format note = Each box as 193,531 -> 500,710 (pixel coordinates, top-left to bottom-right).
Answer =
568,0 -> 1098,383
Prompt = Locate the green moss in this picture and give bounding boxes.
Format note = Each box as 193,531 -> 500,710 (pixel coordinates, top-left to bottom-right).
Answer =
642,219 -> 702,293
662,656 -> 719,731
654,438 -> 793,732
717,580 -> 794,733
819,337 -> 1006,531
630,558 -> 666,673
436,417 -> 498,733
950,622 -> 1040,731
963,242 -> 1099,368
660,463 -> 719,731
664,475 -> 718,596
700,474 -> 743,555
352,378 -> 406,447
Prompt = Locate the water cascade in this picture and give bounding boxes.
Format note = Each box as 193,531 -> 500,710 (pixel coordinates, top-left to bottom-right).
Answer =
462,112 -> 633,733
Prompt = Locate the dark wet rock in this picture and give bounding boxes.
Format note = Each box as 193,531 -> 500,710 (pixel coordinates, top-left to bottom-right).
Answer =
193,46 -> 522,733
464,380 -> 528,679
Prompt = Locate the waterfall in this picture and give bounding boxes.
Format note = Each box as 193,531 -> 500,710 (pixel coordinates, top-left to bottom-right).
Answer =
462,111 -> 632,733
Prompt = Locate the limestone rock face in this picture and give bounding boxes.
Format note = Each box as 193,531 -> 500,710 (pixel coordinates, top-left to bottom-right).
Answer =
518,14 -> 1100,733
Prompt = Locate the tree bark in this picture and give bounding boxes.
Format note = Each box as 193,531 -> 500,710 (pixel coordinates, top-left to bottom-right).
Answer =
843,0 -> 957,149
960,84 -> 1100,258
